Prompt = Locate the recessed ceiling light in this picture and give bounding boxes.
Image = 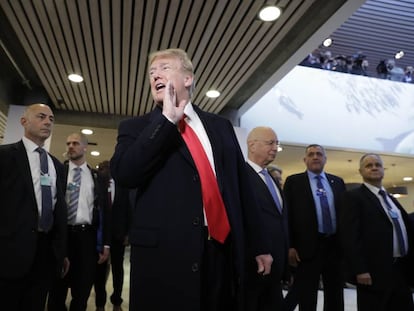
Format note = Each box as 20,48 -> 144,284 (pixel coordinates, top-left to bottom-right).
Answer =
258,6 -> 282,22
395,51 -> 404,59
90,151 -> 100,156
403,176 -> 413,181
68,73 -> 84,82
81,128 -> 93,135
206,90 -> 220,98
322,38 -> 333,47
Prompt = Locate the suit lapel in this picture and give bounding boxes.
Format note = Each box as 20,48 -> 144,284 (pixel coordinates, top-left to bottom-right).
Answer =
360,184 -> 390,219
15,141 -> 38,207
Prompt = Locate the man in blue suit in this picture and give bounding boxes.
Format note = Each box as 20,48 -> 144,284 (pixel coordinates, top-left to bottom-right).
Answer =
283,144 -> 345,311
245,126 -> 289,311
0,103 -> 67,310
110,48 -> 272,311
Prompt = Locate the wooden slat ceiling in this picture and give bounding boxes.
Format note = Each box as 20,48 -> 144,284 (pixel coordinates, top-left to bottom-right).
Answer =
0,0 -> 347,119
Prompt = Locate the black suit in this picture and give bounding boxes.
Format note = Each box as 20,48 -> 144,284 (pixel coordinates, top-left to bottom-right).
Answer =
48,164 -> 110,311
340,184 -> 414,310
109,182 -> 131,307
245,164 -> 289,311
0,140 -> 67,310
110,105 -> 269,311
283,171 -> 345,311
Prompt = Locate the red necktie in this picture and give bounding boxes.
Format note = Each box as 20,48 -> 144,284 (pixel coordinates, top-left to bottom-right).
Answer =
180,119 -> 230,243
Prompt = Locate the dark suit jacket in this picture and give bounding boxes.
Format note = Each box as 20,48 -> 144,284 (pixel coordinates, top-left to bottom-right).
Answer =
0,140 -> 67,279
110,105 -> 269,311
111,183 -> 131,241
64,163 -> 111,248
245,164 -> 289,283
339,184 -> 414,289
283,171 -> 346,260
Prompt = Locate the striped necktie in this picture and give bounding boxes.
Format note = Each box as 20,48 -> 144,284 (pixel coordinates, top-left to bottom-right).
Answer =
67,167 -> 82,225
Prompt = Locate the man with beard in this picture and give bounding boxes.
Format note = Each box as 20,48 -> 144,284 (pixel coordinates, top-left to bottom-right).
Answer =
48,132 -> 110,311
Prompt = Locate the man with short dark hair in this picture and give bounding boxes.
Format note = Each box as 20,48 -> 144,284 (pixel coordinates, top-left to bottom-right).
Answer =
284,144 -> 345,311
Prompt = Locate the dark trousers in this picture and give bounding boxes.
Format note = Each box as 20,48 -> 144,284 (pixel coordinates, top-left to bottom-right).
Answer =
295,236 -> 344,311
245,274 -> 284,311
48,227 -> 97,311
356,260 -> 414,311
94,256 -> 110,308
201,232 -> 237,311
0,233 -> 55,311
110,238 -> 127,306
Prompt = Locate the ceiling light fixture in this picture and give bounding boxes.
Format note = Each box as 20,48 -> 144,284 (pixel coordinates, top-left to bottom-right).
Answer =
206,90 -> 220,98
68,73 -> 84,82
81,128 -> 93,135
403,176 -> 413,181
90,151 -> 100,156
395,51 -> 404,59
258,5 -> 282,22
322,38 -> 333,47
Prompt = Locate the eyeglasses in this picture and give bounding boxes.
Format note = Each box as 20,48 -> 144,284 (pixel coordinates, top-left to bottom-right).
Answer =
254,139 -> 283,151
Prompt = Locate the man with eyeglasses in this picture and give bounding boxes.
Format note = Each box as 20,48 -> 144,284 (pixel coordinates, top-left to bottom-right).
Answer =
283,144 -> 346,311
245,127 -> 289,311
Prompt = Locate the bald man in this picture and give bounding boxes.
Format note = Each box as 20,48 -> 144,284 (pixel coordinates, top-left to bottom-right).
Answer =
245,126 -> 289,311
0,103 -> 67,311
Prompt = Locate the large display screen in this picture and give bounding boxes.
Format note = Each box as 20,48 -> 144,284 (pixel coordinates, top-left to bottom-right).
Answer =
240,66 -> 414,155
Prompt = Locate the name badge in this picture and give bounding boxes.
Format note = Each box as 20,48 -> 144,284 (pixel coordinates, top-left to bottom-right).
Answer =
40,174 -> 52,186
389,210 -> 399,219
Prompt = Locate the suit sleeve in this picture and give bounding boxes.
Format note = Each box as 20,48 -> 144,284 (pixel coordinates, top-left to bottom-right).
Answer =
110,113 -> 181,189
339,190 -> 368,277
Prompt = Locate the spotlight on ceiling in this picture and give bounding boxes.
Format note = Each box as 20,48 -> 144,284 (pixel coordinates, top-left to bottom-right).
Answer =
81,128 -> 94,135
322,38 -> 333,47
68,73 -> 84,82
395,51 -> 404,59
258,5 -> 282,22
206,90 -> 220,98
90,150 -> 100,157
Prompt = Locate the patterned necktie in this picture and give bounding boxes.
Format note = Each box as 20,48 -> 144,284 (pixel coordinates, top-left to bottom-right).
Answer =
315,175 -> 333,234
180,119 -> 230,243
67,167 -> 82,225
378,190 -> 407,256
35,147 -> 53,231
260,169 -> 282,212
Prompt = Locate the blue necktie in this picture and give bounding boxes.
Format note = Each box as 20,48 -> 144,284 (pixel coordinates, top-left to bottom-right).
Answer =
315,175 -> 333,234
36,147 -> 53,231
379,190 -> 407,256
67,167 -> 82,225
260,169 -> 282,212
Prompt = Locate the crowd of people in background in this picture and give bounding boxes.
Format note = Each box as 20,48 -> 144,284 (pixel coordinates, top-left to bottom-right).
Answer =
300,49 -> 414,83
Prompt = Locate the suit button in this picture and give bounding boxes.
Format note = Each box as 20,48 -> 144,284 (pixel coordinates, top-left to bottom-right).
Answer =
192,217 -> 200,226
193,174 -> 199,182
191,263 -> 199,272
